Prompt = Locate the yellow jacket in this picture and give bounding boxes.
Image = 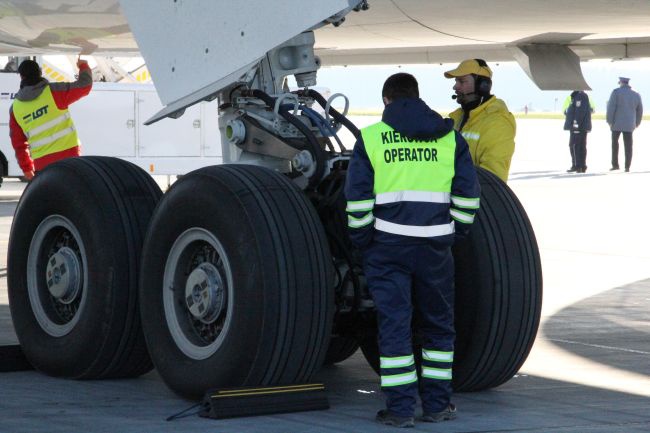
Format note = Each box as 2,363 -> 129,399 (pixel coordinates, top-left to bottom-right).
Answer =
449,97 -> 516,182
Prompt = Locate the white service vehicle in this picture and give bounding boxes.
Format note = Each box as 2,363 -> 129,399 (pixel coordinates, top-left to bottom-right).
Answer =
0,71 -> 222,178
3,0 -> 542,401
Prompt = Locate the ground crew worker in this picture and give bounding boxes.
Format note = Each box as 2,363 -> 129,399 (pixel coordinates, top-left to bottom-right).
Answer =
9,57 -> 92,180
345,73 -> 480,428
563,92 -> 595,173
444,59 -> 515,182
563,90 -> 593,173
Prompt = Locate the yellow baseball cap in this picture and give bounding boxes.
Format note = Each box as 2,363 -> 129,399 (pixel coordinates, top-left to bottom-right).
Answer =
444,59 -> 492,79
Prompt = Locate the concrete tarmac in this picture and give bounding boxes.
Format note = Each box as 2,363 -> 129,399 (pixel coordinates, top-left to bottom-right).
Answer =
1,117 -> 650,432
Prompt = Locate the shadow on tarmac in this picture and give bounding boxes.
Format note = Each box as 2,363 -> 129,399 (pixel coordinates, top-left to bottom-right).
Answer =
543,277 -> 650,376
510,170 -> 606,181
511,169 -> 650,181
2,296 -> 650,431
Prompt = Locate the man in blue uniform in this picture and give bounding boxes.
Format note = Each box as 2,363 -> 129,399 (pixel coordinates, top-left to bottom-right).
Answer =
564,90 -> 593,173
345,73 -> 480,428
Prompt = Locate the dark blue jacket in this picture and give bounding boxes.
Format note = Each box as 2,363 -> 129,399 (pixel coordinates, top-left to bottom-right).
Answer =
564,91 -> 592,132
344,98 -> 480,248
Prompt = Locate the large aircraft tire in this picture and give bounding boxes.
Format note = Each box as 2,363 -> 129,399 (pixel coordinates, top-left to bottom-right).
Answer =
359,168 -> 542,391
139,165 -> 334,399
452,167 -> 542,391
8,157 -> 162,379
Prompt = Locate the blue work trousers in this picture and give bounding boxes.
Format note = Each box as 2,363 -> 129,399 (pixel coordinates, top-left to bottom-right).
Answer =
363,241 -> 455,417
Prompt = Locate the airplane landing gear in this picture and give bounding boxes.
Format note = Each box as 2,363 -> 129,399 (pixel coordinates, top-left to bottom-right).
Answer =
8,157 -> 161,379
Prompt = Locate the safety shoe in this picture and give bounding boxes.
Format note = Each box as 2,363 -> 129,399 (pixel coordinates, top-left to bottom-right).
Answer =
610,166 -> 619,171
420,404 -> 457,423
375,409 -> 415,428
566,167 -> 577,173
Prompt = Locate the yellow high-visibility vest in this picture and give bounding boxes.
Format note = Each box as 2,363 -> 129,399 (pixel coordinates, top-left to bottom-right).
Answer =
361,121 -> 456,196
13,86 -> 79,160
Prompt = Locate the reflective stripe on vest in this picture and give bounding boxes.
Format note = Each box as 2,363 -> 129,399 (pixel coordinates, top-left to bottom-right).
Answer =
360,122 -> 457,238
461,131 -> 480,142
13,86 -> 79,160
26,111 -> 71,138
30,126 -> 76,149
376,190 -> 450,205
375,218 -> 454,238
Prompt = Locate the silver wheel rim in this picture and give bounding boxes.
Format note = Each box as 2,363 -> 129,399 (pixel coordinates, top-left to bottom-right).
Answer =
27,215 -> 88,337
162,228 -> 233,360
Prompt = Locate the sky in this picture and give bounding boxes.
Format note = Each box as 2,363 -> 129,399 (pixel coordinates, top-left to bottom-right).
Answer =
312,59 -> 650,114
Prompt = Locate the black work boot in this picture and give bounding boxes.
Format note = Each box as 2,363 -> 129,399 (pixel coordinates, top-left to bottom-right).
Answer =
566,166 -> 577,173
420,404 -> 457,423
376,409 -> 415,428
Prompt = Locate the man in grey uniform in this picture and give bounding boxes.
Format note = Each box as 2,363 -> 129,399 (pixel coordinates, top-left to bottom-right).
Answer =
606,77 -> 643,172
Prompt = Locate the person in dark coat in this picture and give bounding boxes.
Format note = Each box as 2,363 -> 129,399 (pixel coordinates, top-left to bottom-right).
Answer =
606,77 -> 643,172
345,73 -> 480,428
564,91 -> 593,173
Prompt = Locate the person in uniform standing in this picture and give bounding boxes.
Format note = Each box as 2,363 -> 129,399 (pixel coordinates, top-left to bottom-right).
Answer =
564,90 -> 593,173
606,77 -> 643,172
345,72 -> 480,428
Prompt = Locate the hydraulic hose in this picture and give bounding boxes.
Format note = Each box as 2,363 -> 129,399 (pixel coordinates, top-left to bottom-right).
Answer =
299,106 -> 340,152
299,89 -> 360,142
243,89 -> 326,188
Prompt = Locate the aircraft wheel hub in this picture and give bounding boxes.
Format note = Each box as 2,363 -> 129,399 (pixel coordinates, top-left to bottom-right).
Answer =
46,247 -> 82,304
185,263 -> 225,323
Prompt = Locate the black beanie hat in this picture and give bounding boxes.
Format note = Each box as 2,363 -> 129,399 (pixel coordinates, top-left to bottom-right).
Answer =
18,60 -> 42,86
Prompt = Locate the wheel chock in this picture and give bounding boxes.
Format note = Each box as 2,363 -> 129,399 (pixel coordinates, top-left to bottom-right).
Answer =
200,383 -> 329,419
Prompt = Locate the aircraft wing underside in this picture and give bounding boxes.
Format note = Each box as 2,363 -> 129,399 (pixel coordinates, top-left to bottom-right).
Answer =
1,0 -> 649,107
